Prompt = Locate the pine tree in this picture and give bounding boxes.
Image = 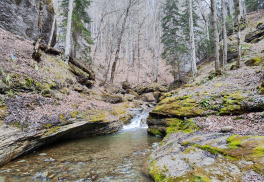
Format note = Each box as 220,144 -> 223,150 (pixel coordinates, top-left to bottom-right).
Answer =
161,0 -> 185,80
61,0 -> 93,63
161,0 -> 201,80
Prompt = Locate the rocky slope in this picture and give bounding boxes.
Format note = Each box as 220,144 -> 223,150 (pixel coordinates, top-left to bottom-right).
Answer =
146,11 -> 264,181
0,27 -> 165,167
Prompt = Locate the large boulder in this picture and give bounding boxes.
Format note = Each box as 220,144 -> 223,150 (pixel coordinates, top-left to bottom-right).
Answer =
0,0 -> 56,45
148,132 -> 264,181
245,22 -> 264,43
140,93 -> 156,102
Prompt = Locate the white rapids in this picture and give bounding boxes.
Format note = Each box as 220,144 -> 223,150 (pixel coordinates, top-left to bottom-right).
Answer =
122,111 -> 149,130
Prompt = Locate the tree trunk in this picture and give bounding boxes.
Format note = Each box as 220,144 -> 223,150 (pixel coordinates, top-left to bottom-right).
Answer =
189,0 -> 197,78
32,0 -> 44,62
48,0 -> 60,48
229,0 -> 235,33
222,0 -> 227,67
110,0 -> 131,83
236,0 -> 242,68
211,0 -> 221,74
69,56 -> 95,80
64,0 -> 74,64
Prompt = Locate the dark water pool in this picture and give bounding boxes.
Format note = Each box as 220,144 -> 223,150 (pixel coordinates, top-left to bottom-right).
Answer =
0,112 -> 161,182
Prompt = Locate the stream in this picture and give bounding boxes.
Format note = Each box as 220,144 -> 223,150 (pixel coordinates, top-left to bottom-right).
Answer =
0,110 -> 162,182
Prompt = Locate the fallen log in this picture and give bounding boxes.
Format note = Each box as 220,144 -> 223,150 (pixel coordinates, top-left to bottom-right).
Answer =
69,56 -> 95,80
39,43 -> 61,55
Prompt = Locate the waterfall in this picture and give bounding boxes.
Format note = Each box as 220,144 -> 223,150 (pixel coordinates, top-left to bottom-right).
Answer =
122,111 -> 149,130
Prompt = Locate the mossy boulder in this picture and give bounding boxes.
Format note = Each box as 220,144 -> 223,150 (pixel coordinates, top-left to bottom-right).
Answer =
101,90 -> 124,104
245,57 -> 264,66
148,132 -> 264,181
140,93 -> 155,102
125,94 -> 136,101
147,117 -> 199,137
219,92 -> 246,115
256,22 -> 264,30
245,28 -> 264,43
150,95 -> 205,118
133,84 -> 146,95
122,81 -> 131,90
128,89 -> 140,99
257,82 -> 264,95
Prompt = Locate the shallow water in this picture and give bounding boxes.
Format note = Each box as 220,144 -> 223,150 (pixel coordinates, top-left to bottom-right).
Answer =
0,111 -> 161,182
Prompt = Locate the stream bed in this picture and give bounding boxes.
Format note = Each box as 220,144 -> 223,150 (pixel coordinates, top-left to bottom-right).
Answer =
0,111 -> 161,182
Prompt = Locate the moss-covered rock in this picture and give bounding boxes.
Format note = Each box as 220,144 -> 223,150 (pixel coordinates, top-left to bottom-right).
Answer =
150,95 -> 205,118
148,132 -> 264,181
122,81 -> 131,90
219,92 -> 246,115
140,92 -> 155,102
256,22 -> 264,30
245,56 -> 264,66
147,117 -> 199,137
245,28 -> 264,43
101,90 -> 124,104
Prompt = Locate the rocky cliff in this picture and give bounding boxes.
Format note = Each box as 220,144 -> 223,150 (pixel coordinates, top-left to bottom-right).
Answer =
0,0 -> 56,45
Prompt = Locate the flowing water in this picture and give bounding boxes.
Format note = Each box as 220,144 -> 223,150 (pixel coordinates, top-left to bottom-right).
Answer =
0,111 -> 161,182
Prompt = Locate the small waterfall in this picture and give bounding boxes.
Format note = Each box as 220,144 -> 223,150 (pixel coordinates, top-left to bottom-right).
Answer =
122,111 -> 149,130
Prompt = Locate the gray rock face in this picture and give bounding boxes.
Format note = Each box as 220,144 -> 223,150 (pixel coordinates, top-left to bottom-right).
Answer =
0,118 -> 122,167
0,0 -> 56,45
148,132 -> 264,181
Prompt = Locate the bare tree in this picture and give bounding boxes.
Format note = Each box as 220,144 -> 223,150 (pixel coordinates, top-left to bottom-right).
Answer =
222,0 -> 227,67
64,0 -> 74,64
236,0 -> 242,68
211,0 -> 221,74
110,0 -> 137,83
189,0 -> 197,78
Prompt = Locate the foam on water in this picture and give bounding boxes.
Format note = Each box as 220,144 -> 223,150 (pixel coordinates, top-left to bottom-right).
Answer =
122,111 -> 149,130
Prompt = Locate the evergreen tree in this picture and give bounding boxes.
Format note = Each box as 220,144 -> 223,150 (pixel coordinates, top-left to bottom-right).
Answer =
245,0 -> 263,12
161,0 -> 185,80
61,0 -> 93,61
161,0 -> 201,80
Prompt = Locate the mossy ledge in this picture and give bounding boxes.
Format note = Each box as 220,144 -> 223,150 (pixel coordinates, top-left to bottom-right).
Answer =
148,132 -> 264,181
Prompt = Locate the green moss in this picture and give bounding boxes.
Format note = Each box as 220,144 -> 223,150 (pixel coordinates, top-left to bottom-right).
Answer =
219,92 -> 246,115
44,126 -> 60,136
245,57 -> 264,66
227,135 -> 244,149
182,147 -> 195,154
149,161 -> 166,182
253,146 -> 264,157
148,128 -> 163,136
152,96 -> 204,118
166,118 -> 199,135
